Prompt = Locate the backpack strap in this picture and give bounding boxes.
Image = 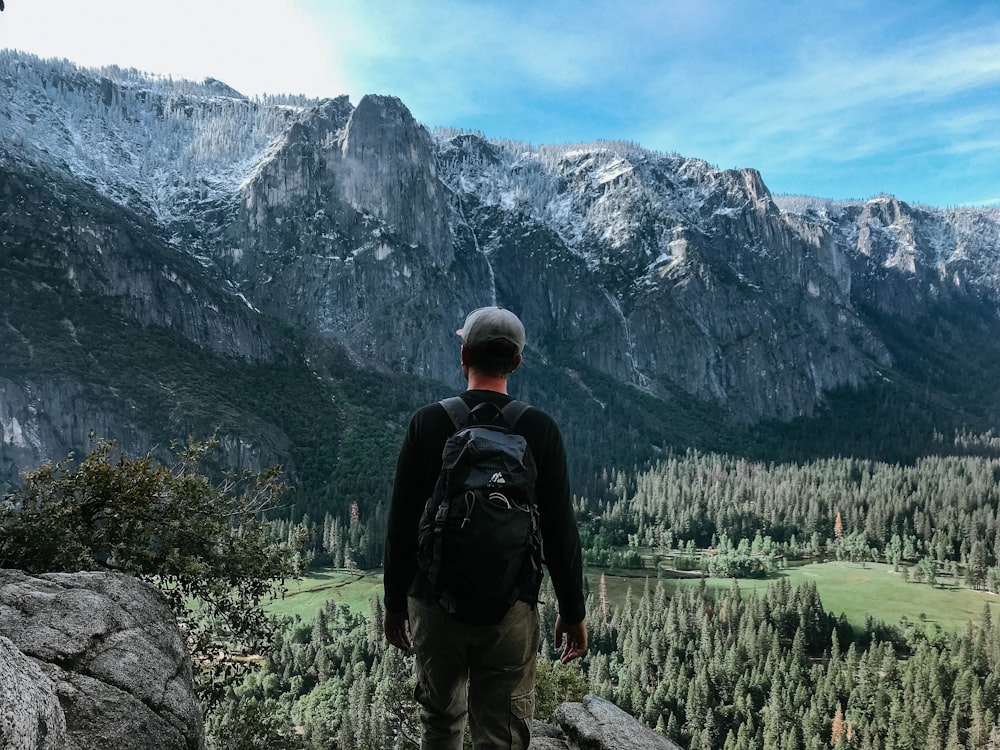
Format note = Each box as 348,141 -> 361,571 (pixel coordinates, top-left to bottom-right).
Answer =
501,400 -> 530,428
440,397 -> 530,430
439,397 -> 471,430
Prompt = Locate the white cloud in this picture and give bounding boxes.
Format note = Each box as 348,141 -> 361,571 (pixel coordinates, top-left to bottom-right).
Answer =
635,21 -> 1000,176
0,0 -> 349,97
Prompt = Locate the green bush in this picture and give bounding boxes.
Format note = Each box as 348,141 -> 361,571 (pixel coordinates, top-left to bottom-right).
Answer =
0,435 -> 301,706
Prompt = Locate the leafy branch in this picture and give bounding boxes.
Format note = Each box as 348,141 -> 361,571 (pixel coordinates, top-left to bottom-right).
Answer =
0,434 -> 303,706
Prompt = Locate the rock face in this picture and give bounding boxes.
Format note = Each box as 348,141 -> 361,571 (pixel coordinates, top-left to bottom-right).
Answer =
0,570 -> 204,750
2,51 -> 1000,482
532,695 -> 683,750
0,160 -> 287,486
229,93 -> 476,382
0,166 -> 275,364
433,141 -> 903,421
0,635 -> 67,750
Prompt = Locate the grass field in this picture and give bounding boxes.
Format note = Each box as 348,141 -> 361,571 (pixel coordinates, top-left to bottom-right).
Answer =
266,569 -> 384,621
747,561 -> 996,631
268,562 -> 999,634
592,561 -> 1000,633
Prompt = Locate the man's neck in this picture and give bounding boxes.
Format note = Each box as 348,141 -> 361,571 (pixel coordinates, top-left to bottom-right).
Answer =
466,372 -> 509,394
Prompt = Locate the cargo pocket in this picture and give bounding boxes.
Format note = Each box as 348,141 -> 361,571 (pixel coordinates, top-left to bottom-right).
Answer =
510,690 -> 535,750
511,690 -> 534,719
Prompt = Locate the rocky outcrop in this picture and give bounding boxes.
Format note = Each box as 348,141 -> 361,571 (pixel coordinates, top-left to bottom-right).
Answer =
231,93 -> 485,383
339,95 -> 454,266
0,636 -> 67,750
0,570 -> 204,750
532,695 -> 683,750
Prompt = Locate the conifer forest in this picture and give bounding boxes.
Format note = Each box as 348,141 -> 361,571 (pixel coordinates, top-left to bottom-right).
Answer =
224,444 -> 1000,750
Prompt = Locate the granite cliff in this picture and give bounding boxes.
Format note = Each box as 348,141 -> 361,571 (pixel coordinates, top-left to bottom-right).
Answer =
2,51 -> 999,493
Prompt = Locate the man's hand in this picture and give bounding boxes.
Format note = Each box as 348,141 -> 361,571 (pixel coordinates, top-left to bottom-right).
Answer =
554,615 -> 588,663
384,610 -> 412,651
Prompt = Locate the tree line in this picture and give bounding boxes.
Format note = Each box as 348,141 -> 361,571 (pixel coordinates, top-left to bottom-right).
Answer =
290,447 -> 1000,592
576,450 -> 1000,581
584,577 -> 1000,750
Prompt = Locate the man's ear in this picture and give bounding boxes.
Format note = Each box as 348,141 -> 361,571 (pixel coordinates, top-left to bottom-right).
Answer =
509,353 -> 523,373
460,344 -> 470,365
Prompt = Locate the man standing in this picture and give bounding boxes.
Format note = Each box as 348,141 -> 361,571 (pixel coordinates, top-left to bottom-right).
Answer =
383,306 -> 587,750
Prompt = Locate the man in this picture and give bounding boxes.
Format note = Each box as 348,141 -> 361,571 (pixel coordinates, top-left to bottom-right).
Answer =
383,306 -> 587,750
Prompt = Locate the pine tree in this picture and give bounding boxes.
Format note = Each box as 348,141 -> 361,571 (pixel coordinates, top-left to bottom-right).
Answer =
599,572 -> 610,621
831,702 -> 846,747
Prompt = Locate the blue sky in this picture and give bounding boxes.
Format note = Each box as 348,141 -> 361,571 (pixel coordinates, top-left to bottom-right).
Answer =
2,0 -> 999,207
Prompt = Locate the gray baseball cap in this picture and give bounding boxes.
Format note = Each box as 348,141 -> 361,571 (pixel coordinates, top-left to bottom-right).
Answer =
456,306 -> 525,353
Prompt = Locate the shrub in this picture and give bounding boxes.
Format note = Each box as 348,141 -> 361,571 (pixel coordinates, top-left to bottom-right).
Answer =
0,434 -> 301,705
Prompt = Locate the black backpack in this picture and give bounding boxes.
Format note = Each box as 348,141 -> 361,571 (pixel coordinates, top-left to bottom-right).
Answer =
416,397 -> 542,624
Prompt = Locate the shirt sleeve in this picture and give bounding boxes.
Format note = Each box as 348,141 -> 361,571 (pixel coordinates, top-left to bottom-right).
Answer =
532,415 -> 586,624
383,414 -> 427,614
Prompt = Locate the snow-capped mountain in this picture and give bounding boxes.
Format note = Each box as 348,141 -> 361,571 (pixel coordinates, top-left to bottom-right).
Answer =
2,50 -> 999,488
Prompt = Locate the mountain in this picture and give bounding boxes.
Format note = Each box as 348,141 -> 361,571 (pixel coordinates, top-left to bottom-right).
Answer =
2,50 -> 999,511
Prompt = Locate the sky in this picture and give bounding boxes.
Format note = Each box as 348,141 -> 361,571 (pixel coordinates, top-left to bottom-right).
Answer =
2,0 -> 999,208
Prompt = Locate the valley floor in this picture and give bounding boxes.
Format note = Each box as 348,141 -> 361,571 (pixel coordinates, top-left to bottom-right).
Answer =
269,561 -> 999,634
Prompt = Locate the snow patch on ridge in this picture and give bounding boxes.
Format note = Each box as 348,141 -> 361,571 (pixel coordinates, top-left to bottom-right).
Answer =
0,51 -> 301,233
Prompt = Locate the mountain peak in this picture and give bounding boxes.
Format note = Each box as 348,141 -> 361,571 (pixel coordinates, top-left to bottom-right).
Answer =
201,77 -> 246,99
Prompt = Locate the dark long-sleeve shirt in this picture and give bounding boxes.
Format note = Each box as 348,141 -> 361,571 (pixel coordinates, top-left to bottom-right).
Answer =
383,389 -> 586,624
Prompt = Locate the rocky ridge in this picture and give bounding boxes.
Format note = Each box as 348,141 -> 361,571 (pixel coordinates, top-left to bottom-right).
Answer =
533,695 -> 683,750
0,569 -> 204,750
2,51 -> 999,483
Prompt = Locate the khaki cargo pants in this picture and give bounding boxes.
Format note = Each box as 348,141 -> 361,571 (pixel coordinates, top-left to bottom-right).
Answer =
408,596 -> 540,750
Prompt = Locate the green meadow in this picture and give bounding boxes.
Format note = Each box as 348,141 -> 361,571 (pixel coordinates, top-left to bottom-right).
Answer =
270,561 -> 999,634
748,561 -> 997,631
593,561 -> 1000,633
266,569 -> 385,621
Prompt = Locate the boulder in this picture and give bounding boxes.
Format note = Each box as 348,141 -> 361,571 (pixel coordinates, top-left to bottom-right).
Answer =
532,695 -> 683,750
0,635 -> 67,750
0,570 -> 203,750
